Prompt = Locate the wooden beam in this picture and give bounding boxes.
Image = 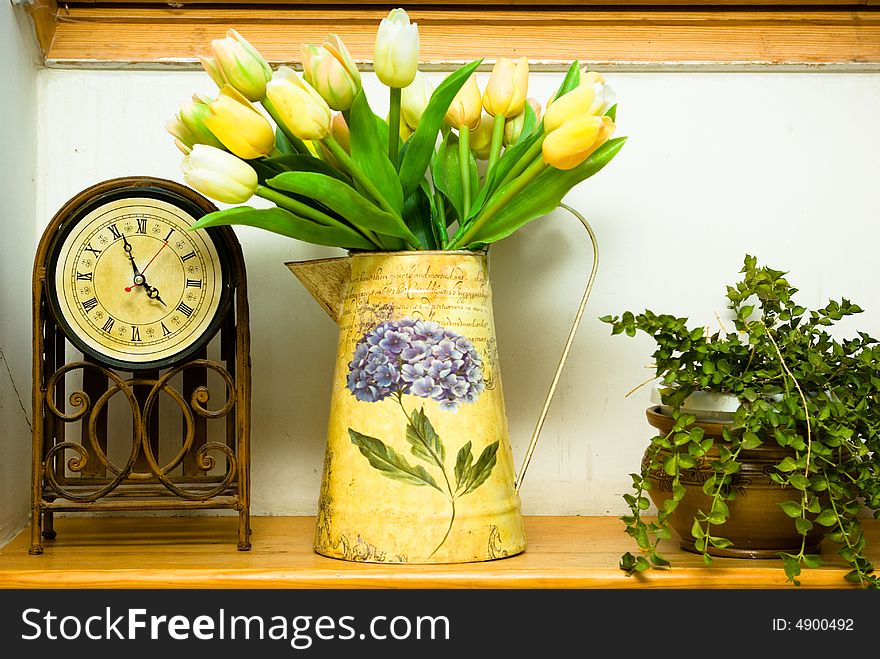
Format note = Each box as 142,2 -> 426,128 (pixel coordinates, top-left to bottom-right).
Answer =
30,6 -> 880,69
24,0 -> 58,58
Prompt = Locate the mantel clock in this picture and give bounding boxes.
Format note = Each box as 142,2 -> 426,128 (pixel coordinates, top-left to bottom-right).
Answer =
31,176 -> 252,554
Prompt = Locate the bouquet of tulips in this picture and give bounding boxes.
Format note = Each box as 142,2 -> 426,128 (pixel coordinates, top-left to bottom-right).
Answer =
167,8 -> 626,251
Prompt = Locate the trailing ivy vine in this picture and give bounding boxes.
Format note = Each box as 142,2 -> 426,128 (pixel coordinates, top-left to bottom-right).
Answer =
602,255 -> 880,588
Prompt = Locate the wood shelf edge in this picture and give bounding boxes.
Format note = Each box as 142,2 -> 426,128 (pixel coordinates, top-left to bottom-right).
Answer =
1,516 -> 876,589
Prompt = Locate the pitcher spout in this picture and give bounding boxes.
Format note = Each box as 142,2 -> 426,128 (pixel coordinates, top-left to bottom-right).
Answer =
285,256 -> 352,324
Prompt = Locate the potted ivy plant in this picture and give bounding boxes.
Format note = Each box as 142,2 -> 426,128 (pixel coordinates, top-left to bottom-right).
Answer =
601,255 -> 880,588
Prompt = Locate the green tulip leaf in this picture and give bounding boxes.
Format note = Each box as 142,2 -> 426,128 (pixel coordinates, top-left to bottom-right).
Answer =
551,60 -> 581,103
402,177 -> 435,249
262,154 -> 350,183
464,136 -> 627,247
398,58 -> 483,199
267,171 -> 414,241
190,205 -> 373,250
468,131 -> 543,221
348,89 -> 404,214
349,429 -> 442,491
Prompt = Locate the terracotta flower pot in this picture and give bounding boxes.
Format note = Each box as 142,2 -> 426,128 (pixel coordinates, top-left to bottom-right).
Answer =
643,406 -> 826,559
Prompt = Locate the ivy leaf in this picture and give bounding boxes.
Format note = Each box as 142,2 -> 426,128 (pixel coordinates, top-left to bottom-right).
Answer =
815,509 -> 839,527
788,473 -> 810,491
406,407 -> 446,467
778,501 -> 803,518
349,429 -> 442,491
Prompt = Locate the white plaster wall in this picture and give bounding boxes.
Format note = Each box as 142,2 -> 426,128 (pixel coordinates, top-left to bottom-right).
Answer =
34,68 -> 880,517
0,5 -> 39,544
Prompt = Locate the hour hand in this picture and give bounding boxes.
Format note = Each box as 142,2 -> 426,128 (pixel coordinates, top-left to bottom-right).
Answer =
143,282 -> 167,306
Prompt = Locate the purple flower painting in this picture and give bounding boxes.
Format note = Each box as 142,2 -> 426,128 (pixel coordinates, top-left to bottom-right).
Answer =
346,318 -> 485,411
345,317 -> 497,556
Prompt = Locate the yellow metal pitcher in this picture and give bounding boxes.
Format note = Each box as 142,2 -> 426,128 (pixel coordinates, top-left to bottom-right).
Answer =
287,206 -> 597,564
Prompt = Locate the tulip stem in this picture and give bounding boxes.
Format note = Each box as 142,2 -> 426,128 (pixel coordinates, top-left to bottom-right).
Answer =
388,86 -> 402,170
322,135 -> 420,250
255,185 -> 383,249
486,115 -> 506,177
459,125 -> 472,220
260,98 -> 310,155
448,155 -> 546,249
497,134 -> 545,190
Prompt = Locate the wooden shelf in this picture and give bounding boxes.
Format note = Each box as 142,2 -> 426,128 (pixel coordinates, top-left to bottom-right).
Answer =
1,516 -> 877,589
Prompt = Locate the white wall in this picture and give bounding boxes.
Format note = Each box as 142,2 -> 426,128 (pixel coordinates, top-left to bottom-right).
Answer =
0,5 -> 39,544
34,68 -> 880,518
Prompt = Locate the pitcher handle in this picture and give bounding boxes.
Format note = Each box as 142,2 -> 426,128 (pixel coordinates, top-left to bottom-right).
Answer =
514,203 -> 599,492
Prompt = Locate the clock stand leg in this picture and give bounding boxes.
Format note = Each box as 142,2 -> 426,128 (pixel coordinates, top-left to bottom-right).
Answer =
237,508 -> 252,551
28,506 -> 44,555
42,509 -> 57,540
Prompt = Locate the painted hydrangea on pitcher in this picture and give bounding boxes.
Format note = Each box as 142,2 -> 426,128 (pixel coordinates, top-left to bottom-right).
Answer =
345,317 -> 498,556
346,317 -> 485,409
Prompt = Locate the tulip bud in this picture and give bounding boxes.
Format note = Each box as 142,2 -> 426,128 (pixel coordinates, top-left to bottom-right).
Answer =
181,144 -> 259,204
469,113 -> 495,160
330,112 -> 351,153
166,95 -> 225,151
482,56 -> 529,118
579,70 -> 616,116
301,35 -> 362,111
206,29 -> 273,101
542,115 -> 615,171
374,8 -> 420,88
444,74 -> 482,130
203,85 -> 276,160
401,71 -> 434,130
197,55 -> 227,89
265,66 -> 333,141
503,97 -> 541,146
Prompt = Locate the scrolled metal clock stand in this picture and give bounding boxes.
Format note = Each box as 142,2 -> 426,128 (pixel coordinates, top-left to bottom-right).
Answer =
30,183 -> 252,555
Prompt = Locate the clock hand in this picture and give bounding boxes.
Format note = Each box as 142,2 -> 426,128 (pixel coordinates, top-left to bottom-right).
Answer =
121,233 -> 141,277
141,239 -> 170,276
142,281 -> 167,306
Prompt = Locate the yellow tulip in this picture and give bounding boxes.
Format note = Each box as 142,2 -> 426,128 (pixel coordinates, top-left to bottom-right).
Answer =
542,115 -> 615,170
181,145 -> 258,204
469,113 -> 495,160
204,29 -> 273,102
401,71 -> 434,130
482,56 -> 529,118
203,85 -> 276,160
265,66 -> 332,141
444,74 -> 482,130
503,97 -> 541,146
545,71 -> 615,132
374,8 -> 420,88
301,35 -> 362,111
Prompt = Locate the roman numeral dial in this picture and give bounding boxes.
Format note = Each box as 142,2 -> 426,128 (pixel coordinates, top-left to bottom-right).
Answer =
49,194 -> 228,369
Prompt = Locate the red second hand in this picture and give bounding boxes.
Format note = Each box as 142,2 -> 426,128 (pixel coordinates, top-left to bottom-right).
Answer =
124,240 -> 169,292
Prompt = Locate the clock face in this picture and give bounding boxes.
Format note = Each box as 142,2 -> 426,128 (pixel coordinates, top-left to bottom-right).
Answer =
47,189 -> 230,370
